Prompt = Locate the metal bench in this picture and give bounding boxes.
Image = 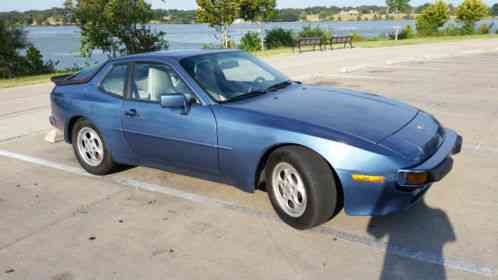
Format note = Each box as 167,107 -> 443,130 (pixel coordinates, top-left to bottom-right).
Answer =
329,36 -> 353,50
296,37 -> 324,53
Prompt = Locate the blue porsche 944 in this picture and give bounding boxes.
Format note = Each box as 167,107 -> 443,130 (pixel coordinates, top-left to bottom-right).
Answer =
50,49 -> 462,229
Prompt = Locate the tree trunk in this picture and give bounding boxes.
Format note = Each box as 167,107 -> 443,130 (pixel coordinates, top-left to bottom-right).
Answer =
222,24 -> 229,48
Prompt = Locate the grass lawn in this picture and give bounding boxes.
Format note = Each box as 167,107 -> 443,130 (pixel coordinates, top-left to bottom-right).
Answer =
0,72 -> 70,89
355,34 -> 498,48
2,34 -> 498,89
255,33 -> 498,57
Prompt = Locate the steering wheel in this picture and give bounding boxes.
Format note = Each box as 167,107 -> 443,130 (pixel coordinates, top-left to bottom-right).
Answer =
245,77 -> 267,94
254,76 -> 266,84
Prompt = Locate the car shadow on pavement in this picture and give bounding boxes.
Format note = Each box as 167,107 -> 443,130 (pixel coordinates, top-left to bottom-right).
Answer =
367,193 -> 456,280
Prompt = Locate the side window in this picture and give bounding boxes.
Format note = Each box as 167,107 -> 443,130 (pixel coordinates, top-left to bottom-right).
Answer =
100,64 -> 128,97
131,63 -> 194,103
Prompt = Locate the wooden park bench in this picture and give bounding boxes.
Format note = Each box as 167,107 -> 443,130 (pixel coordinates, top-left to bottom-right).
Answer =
329,36 -> 353,50
295,37 -> 324,53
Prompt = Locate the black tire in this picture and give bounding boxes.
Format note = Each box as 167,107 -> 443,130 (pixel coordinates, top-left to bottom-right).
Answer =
71,119 -> 118,175
265,146 -> 338,230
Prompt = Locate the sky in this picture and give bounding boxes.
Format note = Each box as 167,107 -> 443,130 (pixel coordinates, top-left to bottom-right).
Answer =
1,0 -> 497,12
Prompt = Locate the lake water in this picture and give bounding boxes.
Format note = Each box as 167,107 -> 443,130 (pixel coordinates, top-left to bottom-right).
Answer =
25,20 -> 497,69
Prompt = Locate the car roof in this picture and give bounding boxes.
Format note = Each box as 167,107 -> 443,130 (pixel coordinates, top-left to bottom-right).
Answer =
112,48 -> 241,63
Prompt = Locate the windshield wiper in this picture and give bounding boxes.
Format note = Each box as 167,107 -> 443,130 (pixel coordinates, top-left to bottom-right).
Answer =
222,89 -> 268,103
266,80 -> 293,92
221,80 -> 294,103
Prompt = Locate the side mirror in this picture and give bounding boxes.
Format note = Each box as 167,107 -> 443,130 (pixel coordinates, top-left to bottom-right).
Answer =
160,94 -> 191,114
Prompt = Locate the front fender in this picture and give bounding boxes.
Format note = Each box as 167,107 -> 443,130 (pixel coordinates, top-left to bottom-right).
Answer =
213,106 -> 409,193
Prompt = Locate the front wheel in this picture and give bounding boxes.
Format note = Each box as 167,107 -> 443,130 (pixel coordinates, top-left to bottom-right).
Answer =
72,119 -> 118,175
266,146 -> 338,230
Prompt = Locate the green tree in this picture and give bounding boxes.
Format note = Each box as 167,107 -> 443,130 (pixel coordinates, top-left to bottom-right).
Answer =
415,3 -> 431,13
239,31 -> 262,52
74,0 -> 168,58
492,3 -> 498,16
0,20 -> 54,78
386,0 -> 410,14
239,0 -> 275,50
196,0 -> 239,48
318,10 -> 329,20
239,0 -> 275,21
264,28 -> 295,49
25,46 -> 56,74
272,8 -> 301,22
416,0 -> 449,36
196,0 -> 276,48
456,0 -> 489,33
0,20 -> 28,78
63,0 -> 74,24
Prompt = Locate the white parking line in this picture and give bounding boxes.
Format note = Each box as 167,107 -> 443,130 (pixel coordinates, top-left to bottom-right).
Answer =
461,49 -> 485,55
0,106 -> 48,119
340,64 -> 371,73
464,143 -> 498,153
323,74 -> 402,81
0,149 -> 94,177
377,65 -> 442,71
0,129 -> 50,144
0,149 -> 495,277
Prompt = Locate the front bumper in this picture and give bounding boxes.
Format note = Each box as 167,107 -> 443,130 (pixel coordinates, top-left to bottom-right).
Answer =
338,129 -> 462,216
398,132 -> 462,187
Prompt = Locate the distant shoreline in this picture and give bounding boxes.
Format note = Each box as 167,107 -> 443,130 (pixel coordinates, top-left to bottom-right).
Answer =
25,20 -> 401,28
22,16 -> 498,28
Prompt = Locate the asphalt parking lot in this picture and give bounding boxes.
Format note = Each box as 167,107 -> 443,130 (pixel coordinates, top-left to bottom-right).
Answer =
1,43 -> 498,279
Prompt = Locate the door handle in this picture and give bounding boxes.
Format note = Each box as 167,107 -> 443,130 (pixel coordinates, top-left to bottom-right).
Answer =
125,109 -> 138,117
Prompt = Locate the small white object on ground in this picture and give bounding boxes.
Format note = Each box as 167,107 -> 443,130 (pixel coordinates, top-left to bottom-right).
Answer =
44,129 -> 64,143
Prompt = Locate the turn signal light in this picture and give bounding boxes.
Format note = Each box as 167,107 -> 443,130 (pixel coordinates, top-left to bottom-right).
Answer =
352,174 -> 385,184
400,171 -> 430,186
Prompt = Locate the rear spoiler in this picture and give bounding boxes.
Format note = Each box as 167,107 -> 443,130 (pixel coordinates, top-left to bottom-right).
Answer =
51,73 -> 80,86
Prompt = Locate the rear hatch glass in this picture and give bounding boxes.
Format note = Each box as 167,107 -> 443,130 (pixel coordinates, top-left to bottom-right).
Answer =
51,62 -> 106,85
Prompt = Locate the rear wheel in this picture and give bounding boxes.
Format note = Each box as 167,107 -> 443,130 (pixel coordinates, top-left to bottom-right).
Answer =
72,119 -> 118,175
265,146 -> 338,230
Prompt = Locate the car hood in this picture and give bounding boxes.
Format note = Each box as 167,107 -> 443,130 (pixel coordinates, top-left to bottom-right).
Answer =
379,110 -> 444,163
224,85 -> 419,144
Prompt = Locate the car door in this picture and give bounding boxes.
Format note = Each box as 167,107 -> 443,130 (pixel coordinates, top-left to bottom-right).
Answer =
90,63 -> 135,162
121,62 -> 219,173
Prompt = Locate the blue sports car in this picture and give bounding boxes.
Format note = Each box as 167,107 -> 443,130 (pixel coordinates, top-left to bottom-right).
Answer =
50,49 -> 462,229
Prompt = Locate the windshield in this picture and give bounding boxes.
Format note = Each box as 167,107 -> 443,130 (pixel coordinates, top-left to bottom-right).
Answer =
180,51 -> 290,103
